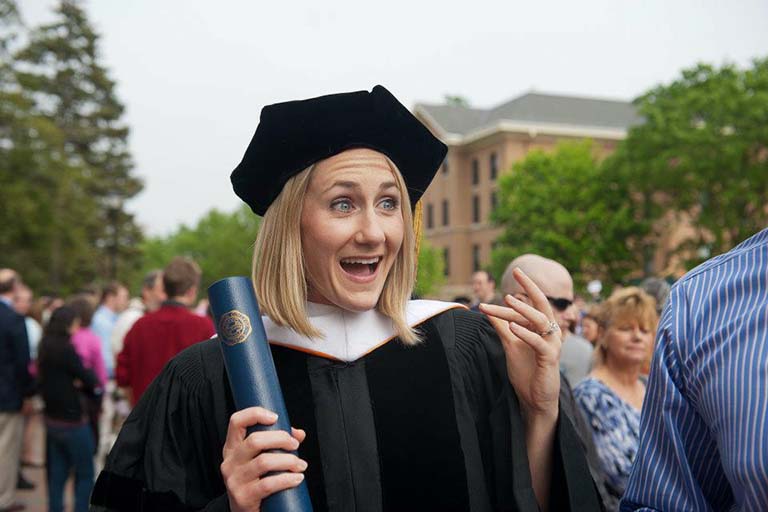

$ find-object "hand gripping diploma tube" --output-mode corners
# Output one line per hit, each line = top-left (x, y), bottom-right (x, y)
(208, 276), (313, 512)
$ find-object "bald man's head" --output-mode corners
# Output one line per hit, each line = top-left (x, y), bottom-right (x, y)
(501, 254), (573, 297)
(500, 254), (576, 337)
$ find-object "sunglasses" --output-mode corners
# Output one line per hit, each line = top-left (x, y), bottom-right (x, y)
(547, 296), (573, 312)
(515, 293), (573, 312)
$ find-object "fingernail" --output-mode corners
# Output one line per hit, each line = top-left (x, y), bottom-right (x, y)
(294, 473), (305, 482)
(299, 459), (308, 470)
(267, 411), (278, 420)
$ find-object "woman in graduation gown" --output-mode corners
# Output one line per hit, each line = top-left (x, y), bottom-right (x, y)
(90, 86), (601, 512)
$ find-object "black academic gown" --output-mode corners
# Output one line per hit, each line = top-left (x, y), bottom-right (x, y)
(90, 308), (601, 511)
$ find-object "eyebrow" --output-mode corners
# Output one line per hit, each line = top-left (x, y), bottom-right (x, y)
(323, 180), (399, 194)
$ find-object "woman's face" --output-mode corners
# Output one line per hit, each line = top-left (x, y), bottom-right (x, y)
(581, 316), (599, 344)
(300, 148), (405, 312)
(602, 318), (653, 366)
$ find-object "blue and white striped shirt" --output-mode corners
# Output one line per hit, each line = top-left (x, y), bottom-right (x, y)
(622, 228), (768, 511)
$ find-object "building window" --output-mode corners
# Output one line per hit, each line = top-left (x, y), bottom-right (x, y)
(490, 191), (497, 211)
(443, 247), (450, 277)
(426, 203), (434, 229)
(472, 195), (480, 223)
(471, 158), (479, 185)
(472, 244), (481, 272)
(442, 157), (449, 175)
(490, 152), (498, 180)
(442, 199), (449, 227)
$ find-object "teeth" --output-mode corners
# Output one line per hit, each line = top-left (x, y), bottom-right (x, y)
(341, 257), (380, 265)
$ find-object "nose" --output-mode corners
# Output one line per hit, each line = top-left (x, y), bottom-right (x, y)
(354, 209), (386, 246)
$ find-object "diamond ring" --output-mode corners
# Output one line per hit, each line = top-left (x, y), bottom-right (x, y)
(539, 321), (560, 337)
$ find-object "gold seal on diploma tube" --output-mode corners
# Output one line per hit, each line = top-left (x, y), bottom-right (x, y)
(219, 310), (252, 346)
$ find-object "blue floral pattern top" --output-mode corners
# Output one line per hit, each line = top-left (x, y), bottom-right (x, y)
(574, 377), (643, 507)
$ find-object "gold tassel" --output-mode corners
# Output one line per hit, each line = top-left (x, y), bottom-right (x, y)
(413, 200), (424, 277)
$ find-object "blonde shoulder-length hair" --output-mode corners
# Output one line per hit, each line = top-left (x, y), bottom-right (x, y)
(593, 286), (659, 367)
(252, 156), (420, 344)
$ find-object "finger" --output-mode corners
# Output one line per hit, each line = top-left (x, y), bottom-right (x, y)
(478, 302), (531, 326)
(224, 407), (278, 451)
(291, 428), (307, 444)
(512, 268), (555, 319)
(485, 312), (525, 348)
(231, 472), (305, 508)
(254, 472), (305, 500)
(242, 430), (301, 459)
(250, 452), (308, 479)
(502, 295), (551, 333)
(509, 321), (555, 356)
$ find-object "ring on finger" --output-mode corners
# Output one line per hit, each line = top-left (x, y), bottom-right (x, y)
(539, 320), (560, 337)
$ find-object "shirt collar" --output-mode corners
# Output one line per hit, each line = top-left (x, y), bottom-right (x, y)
(263, 300), (464, 362)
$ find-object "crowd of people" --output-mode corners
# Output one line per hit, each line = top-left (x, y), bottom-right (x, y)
(0, 257), (215, 512)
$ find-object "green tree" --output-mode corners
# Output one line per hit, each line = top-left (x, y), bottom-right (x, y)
(0, 0), (101, 295)
(414, 238), (445, 297)
(14, 0), (143, 285)
(137, 206), (261, 294)
(608, 59), (768, 265)
(490, 140), (650, 288)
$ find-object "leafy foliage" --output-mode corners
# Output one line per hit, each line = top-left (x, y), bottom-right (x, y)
(414, 238), (445, 297)
(11, 0), (143, 288)
(607, 59), (768, 264)
(490, 140), (650, 288)
(137, 206), (261, 294)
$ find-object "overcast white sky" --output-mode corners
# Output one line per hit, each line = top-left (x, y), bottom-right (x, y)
(21, 0), (768, 236)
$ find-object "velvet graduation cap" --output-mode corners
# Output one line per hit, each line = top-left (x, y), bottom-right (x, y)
(231, 85), (447, 216)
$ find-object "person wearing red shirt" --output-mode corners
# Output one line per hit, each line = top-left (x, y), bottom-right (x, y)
(116, 257), (214, 406)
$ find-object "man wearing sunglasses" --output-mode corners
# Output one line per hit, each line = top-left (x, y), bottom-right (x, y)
(499, 253), (610, 510)
(500, 254), (592, 381)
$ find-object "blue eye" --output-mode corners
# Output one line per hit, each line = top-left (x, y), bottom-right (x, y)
(380, 198), (398, 210)
(331, 199), (353, 212)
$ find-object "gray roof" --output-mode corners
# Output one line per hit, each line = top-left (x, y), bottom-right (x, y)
(416, 92), (642, 137)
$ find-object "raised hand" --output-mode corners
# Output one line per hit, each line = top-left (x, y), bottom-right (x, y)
(478, 267), (562, 419)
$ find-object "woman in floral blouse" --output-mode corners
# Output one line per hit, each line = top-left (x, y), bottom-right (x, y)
(574, 287), (658, 510)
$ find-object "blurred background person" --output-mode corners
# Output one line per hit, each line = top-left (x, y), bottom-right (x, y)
(116, 257), (214, 407)
(502, 254), (593, 385)
(0, 269), (33, 512)
(469, 270), (501, 310)
(640, 277), (671, 316)
(13, 285), (45, 479)
(90, 282), (128, 469)
(110, 271), (165, 359)
(91, 282), (129, 380)
(37, 306), (100, 512)
(13, 286), (41, 371)
(574, 287), (658, 510)
(451, 295), (471, 307)
(68, 296), (107, 450)
(581, 305), (601, 346)
(500, 254), (611, 509)
(108, 271), (165, 443)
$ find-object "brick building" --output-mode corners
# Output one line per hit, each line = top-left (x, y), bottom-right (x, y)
(414, 92), (642, 299)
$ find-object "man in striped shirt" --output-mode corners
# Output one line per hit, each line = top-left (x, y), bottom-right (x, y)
(622, 228), (768, 511)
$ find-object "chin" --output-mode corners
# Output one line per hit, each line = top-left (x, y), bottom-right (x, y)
(334, 293), (381, 312)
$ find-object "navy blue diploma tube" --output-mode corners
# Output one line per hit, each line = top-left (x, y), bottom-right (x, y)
(208, 276), (313, 512)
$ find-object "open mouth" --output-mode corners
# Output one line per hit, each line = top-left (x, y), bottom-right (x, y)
(340, 256), (381, 277)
